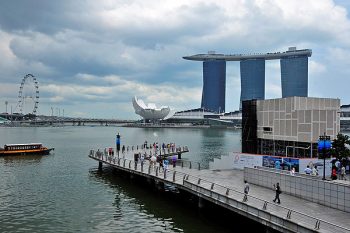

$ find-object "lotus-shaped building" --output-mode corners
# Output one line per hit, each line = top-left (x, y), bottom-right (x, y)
(132, 96), (175, 120)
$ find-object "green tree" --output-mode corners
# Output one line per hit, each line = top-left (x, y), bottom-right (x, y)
(330, 133), (350, 162)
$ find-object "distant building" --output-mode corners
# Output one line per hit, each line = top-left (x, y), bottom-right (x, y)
(240, 59), (265, 108)
(340, 104), (350, 130)
(132, 96), (175, 121)
(201, 60), (226, 113)
(0, 116), (10, 125)
(341, 104), (350, 117)
(183, 47), (312, 111)
(242, 97), (340, 157)
(281, 54), (308, 98)
(164, 108), (241, 127)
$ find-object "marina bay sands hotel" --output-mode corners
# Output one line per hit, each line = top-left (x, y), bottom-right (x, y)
(183, 47), (312, 112)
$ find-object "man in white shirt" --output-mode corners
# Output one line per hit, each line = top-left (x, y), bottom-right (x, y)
(304, 165), (312, 175)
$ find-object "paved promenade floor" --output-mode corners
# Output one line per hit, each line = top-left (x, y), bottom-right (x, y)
(113, 151), (350, 231)
(171, 166), (350, 229)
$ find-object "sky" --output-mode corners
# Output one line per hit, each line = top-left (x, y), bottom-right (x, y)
(0, 0), (350, 120)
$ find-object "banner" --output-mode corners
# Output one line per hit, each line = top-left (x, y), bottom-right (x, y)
(232, 152), (263, 169)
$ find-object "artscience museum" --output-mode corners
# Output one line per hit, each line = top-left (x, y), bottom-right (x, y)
(132, 96), (175, 121)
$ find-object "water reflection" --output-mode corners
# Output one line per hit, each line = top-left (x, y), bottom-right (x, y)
(88, 166), (261, 233)
(0, 154), (45, 166)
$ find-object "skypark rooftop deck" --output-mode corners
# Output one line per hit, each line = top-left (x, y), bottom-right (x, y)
(183, 48), (312, 61)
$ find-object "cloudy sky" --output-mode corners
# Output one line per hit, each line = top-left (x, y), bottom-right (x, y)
(0, 0), (350, 119)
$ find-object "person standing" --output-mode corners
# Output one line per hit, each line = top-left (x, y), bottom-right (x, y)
(243, 180), (250, 202)
(290, 167), (295, 176)
(304, 165), (312, 175)
(273, 182), (281, 204)
(341, 165), (347, 180)
(140, 152), (144, 166)
(122, 145), (126, 159)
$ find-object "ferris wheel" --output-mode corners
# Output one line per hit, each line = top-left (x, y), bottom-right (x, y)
(16, 74), (39, 115)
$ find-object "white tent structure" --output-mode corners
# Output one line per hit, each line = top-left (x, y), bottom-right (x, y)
(132, 96), (175, 120)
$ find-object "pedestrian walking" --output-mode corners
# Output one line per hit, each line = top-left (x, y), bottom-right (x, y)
(273, 182), (281, 204)
(243, 180), (249, 202)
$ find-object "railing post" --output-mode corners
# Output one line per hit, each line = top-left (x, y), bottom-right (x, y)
(164, 170), (167, 179)
(211, 183), (214, 190)
(148, 165), (151, 174)
(189, 161), (192, 169)
(141, 162), (143, 172)
(173, 171), (176, 182)
(198, 163), (200, 170)
(197, 178), (201, 185)
(123, 160), (126, 167)
(156, 167), (158, 176)
(226, 188), (229, 195)
(129, 161), (131, 169)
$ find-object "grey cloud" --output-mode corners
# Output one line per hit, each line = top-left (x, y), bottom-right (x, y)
(1, 0), (350, 118)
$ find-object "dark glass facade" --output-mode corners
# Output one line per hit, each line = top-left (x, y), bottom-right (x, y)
(280, 56), (308, 98)
(201, 60), (226, 113)
(240, 59), (265, 108)
(242, 100), (258, 154)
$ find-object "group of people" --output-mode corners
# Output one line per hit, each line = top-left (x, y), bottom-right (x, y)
(304, 163), (348, 180)
(303, 165), (319, 176)
(119, 141), (181, 158)
(331, 163), (347, 180)
(132, 149), (178, 173)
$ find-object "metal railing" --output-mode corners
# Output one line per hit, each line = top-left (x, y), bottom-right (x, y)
(88, 151), (350, 233)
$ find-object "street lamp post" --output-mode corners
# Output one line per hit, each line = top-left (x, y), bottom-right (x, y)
(318, 133), (331, 180)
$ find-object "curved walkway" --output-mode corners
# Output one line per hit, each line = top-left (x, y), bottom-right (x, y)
(173, 166), (350, 230)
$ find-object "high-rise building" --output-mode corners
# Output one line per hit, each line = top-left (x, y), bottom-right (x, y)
(183, 47), (312, 111)
(281, 55), (308, 98)
(201, 60), (226, 113)
(240, 59), (265, 108)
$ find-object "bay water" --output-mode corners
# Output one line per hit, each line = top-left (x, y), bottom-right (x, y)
(0, 126), (265, 233)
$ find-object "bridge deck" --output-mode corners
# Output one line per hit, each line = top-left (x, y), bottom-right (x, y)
(89, 152), (350, 233)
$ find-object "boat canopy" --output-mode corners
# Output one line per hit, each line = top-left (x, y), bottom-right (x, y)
(4, 143), (42, 147)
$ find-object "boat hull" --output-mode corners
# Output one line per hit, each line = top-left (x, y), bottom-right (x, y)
(0, 148), (54, 156)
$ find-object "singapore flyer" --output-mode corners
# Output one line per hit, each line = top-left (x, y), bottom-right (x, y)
(16, 74), (39, 115)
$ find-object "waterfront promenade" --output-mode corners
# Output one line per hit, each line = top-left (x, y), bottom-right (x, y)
(89, 150), (350, 233)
